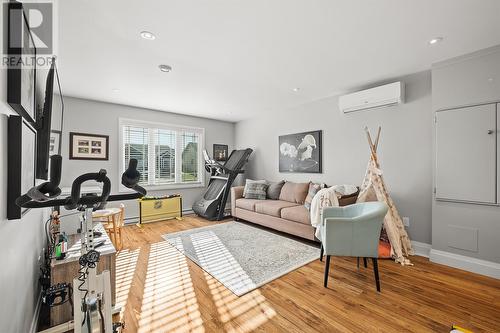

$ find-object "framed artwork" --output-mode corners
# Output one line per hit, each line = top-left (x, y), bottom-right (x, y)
(7, 1), (37, 124)
(49, 130), (61, 156)
(213, 144), (229, 162)
(7, 116), (37, 219)
(279, 130), (322, 173)
(69, 132), (109, 160)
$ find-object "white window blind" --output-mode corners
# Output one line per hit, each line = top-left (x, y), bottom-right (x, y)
(123, 126), (149, 184)
(121, 120), (204, 188)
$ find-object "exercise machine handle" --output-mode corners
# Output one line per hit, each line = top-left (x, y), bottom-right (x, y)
(121, 159), (146, 196)
(16, 158), (147, 209)
(16, 155), (63, 207)
(64, 169), (111, 210)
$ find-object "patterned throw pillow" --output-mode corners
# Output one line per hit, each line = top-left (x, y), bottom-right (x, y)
(243, 179), (267, 197)
(304, 182), (325, 210)
(244, 183), (268, 200)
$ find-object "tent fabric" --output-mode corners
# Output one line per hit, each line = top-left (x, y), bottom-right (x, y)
(357, 127), (414, 265)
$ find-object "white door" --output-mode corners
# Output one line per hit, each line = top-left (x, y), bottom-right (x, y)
(436, 103), (497, 203)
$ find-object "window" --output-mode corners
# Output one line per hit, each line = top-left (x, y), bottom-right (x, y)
(120, 119), (204, 189)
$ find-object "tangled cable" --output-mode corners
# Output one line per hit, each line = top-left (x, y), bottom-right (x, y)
(77, 250), (100, 326)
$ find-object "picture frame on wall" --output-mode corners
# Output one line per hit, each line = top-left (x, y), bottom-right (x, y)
(7, 1), (37, 124)
(69, 132), (109, 160)
(213, 144), (229, 162)
(279, 130), (322, 173)
(7, 116), (37, 220)
(49, 130), (61, 156)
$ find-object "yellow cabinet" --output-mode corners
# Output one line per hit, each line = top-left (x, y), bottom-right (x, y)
(139, 196), (182, 224)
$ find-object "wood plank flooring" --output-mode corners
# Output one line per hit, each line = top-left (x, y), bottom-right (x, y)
(114, 215), (500, 333)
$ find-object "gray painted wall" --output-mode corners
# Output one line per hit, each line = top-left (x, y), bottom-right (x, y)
(235, 71), (433, 244)
(0, 4), (50, 332)
(60, 97), (235, 220)
(431, 46), (500, 263)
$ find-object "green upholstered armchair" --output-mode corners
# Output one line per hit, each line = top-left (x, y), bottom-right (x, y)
(319, 202), (388, 291)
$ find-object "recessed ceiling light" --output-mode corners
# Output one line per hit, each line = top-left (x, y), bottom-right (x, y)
(292, 87), (300, 92)
(159, 64), (172, 73)
(428, 37), (443, 45)
(112, 88), (120, 93)
(140, 31), (156, 40)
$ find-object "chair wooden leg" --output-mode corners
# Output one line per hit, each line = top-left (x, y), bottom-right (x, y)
(363, 257), (368, 268)
(324, 255), (331, 288)
(118, 228), (123, 250)
(111, 214), (119, 249)
(372, 258), (381, 292)
(320, 244), (324, 262)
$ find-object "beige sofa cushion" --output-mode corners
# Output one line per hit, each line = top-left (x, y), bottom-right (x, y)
(281, 205), (311, 225)
(254, 200), (299, 217)
(279, 181), (311, 204)
(235, 198), (262, 211)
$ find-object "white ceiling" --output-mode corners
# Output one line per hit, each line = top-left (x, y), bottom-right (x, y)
(58, 0), (500, 122)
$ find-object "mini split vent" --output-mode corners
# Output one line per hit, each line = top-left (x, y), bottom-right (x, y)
(339, 81), (405, 113)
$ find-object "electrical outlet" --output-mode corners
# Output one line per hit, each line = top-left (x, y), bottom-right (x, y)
(402, 217), (410, 228)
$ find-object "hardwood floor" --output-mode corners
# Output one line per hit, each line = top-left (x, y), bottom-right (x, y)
(114, 215), (500, 333)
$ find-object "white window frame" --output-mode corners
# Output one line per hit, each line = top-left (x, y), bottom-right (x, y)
(118, 118), (205, 191)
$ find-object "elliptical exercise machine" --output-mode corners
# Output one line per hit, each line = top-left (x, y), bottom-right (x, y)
(17, 155), (146, 333)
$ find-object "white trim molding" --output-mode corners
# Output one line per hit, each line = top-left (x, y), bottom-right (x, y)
(411, 241), (431, 258)
(430, 249), (500, 279)
(410, 241), (500, 279)
(30, 291), (42, 333)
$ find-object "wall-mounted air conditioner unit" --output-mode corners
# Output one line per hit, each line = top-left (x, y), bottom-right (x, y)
(339, 81), (405, 113)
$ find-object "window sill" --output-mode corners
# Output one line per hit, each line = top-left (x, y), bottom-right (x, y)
(119, 182), (205, 193)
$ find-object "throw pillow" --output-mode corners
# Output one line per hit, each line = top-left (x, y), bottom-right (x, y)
(279, 181), (311, 204)
(243, 179), (267, 197)
(266, 180), (285, 200)
(244, 183), (268, 200)
(304, 182), (325, 210)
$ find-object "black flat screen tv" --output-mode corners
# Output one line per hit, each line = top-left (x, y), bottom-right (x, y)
(35, 58), (61, 179)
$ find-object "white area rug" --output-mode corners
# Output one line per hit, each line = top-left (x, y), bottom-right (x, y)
(162, 222), (320, 296)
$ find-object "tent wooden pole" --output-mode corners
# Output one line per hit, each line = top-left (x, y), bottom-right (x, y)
(374, 126), (381, 152)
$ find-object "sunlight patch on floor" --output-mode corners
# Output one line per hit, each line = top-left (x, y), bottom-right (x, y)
(137, 241), (204, 333)
(189, 230), (256, 294)
(115, 248), (139, 317)
(190, 231), (276, 333)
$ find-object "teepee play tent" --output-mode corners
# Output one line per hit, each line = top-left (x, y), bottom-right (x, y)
(357, 126), (414, 265)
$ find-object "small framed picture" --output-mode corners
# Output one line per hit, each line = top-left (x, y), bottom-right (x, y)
(213, 144), (228, 162)
(49, 130), (61, 156)
(70, 132), (109, 160)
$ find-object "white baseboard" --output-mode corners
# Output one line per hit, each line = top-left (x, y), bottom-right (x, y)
(30, 291), (42, 333)
(410, 241), (500, 279)
(429, 249), (500, 279)
(411, 241), (431, 258)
